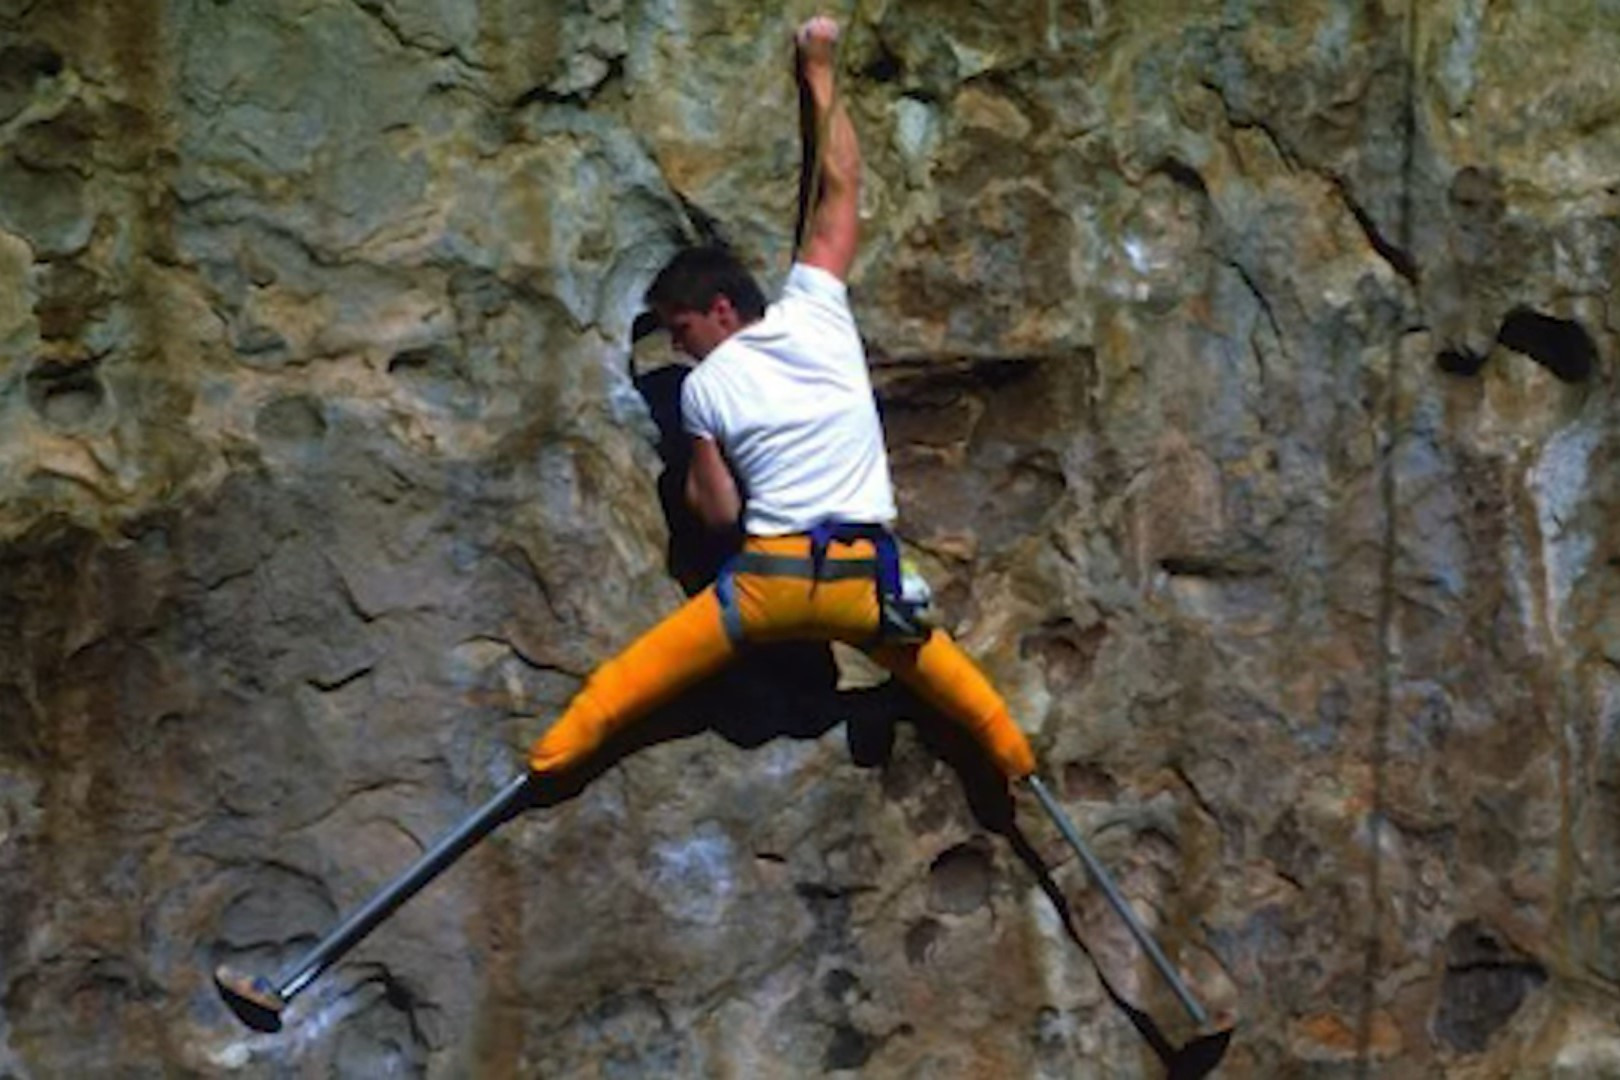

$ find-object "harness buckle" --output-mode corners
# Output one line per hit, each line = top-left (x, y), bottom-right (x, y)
(811, 520), (935, 646)
(882, 558), (936, 645)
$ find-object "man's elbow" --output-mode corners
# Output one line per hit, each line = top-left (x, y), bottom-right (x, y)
(815, 149), (860, 213)
(682, 475), (706, 523)
(698, 503), (741, 533)
(826, 142), (862, 192)
(685, 479), (739, 533)
(690, 496), (729, 533)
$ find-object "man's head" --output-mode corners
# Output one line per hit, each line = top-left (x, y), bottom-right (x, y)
(644, 246), (766, 359)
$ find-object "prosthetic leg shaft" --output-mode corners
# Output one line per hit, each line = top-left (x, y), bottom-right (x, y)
(1027, 775), (1209, 1026)
(215, 774), (533, 1032)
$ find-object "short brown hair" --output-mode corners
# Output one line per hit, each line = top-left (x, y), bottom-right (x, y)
(644, 246), (766, 322)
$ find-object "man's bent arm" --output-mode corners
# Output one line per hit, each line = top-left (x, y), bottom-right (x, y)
(685, 436), (743, 531)
(796, 17), (860, 282)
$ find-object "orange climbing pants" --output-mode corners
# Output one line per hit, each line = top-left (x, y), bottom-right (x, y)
(527, 534), (1036, 779)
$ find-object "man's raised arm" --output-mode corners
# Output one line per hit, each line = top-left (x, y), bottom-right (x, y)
(795, 16), (860, 282)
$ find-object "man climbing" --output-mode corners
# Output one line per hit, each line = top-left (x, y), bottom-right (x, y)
(527, 14), (1036, 785)
(218, 22), (1224, 1061)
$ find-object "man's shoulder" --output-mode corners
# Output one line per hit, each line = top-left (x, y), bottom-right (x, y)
(699, 333), (759, 373)
(683, 339), (756, 405)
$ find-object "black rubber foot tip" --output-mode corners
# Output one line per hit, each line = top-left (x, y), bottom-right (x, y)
(214, 965), (286, 1033)
(1167, 1027), (1234, 1080)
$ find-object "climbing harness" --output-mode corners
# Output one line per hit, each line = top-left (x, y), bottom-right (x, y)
(714, 521), (935, 647)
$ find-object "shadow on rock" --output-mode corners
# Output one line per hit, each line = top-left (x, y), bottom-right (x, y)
(632, 361), (741, 594)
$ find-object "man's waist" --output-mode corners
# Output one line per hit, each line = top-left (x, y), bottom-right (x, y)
(742, 496), (896, 538)
(742, 529), (887, 561)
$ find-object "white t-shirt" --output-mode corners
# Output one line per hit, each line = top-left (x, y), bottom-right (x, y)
(681, 263), (897, 536)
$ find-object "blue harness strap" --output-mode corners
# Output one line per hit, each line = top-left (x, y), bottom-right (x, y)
(808, 520), (901, 600)
(715, 558), (746, 646)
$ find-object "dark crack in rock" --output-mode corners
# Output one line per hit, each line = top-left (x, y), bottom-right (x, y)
(1432, 922), (1548, 1055)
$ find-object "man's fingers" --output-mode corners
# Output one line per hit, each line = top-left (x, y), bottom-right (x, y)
(795, 14), (840, 50)
(796, 15), (838, 41)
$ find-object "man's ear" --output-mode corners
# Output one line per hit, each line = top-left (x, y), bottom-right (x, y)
(709, 294), (740, 330)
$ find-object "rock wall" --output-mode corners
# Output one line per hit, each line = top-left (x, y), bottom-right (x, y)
(2, 0), (1618, 1075)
